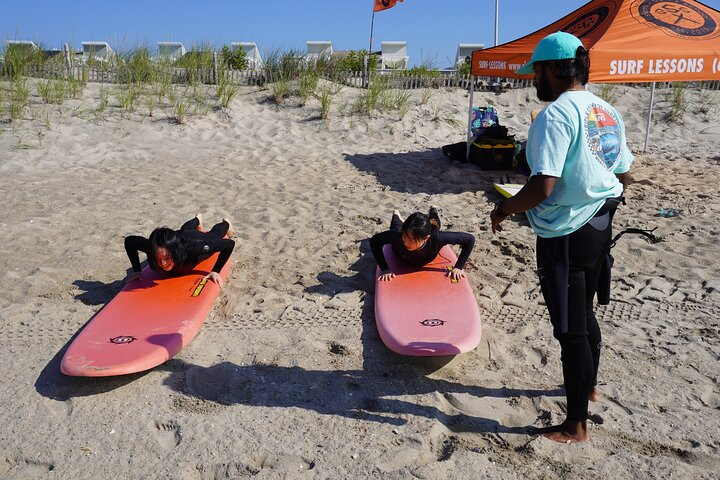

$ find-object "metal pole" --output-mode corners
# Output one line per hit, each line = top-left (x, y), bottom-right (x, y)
(644, 82), (656, 152)
(466, 75), (476, 161)
(494, 0), (499, 46)
(366, 10), (376, 88)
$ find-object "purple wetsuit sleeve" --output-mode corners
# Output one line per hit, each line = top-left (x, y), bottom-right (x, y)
(436, 231), (475, 270)
(370, 231), (395, 272)
(124, 235), (151, 272)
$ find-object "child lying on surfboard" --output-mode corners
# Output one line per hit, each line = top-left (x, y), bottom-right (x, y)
(124, 214), (235, 288)
(370, 206), (475, 282)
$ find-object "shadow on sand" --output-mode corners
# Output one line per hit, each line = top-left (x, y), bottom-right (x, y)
(342, 148), (526, 195)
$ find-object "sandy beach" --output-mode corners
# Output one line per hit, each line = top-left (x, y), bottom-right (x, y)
(0, 80), (719, 479)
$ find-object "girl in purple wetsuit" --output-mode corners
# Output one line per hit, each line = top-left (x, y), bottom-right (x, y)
(124, 214), (235, 288)
(370, 206), (475, 282)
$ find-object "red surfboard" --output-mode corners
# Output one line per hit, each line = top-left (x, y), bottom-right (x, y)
(374, 245), (482, 356)
(61, 252), (230, 377)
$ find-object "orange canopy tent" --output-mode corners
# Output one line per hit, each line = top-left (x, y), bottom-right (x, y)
(466, 0), (720, 152)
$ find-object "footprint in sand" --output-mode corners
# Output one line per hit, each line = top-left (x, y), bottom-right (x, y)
(153, 420), (182, 449)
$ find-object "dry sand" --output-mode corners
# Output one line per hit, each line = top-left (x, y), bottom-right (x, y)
(0, 80), (719, 479)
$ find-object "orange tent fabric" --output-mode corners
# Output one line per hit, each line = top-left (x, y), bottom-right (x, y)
(471, 0), (720, 83)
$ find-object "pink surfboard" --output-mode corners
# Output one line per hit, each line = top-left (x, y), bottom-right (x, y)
(61, 252), (230, 377)
(374, 245), (482, 356)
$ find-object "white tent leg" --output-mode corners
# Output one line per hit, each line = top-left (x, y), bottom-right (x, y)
(644, 81), (656, 153)
(466, 75), (475, 161)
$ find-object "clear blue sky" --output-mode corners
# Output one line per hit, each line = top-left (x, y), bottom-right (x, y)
(3, 0), (719, 68)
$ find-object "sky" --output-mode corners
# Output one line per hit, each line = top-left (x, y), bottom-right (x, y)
(2, 0), (720, 68)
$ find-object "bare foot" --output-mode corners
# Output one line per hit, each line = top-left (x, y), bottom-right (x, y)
(537, 420), (589, 444)
(589, 387), (601, 402)
(223, 217), (235, 238)
(195, 213), (204, 231)
(393, 209), (403, 222)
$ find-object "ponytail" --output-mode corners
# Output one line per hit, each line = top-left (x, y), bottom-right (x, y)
(554, 45), (591, 86)
(402, 212), (436, 241)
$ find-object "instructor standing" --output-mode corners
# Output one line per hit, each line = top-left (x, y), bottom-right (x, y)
(490, 32), (633, 443)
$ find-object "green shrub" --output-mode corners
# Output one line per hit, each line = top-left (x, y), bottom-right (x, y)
(221, 45), (247, 70)
(118, 47), (154, 84)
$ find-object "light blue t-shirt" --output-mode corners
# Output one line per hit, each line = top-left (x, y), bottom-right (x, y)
(526, 90), (633, 238)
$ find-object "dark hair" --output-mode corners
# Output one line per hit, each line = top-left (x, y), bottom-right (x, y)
(402, 212), (440, 241)
(148, 227), (190, 271)
(551, 46), (590, 86)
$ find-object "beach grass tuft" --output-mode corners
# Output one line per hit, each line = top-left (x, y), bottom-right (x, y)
(667, 82), (688, 123)
(598, 84), (621, 104)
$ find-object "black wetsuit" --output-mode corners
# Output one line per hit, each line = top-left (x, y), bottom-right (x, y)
(124, 217), (235, 274)
(370, 209), (475, 272)
(536, 197), (620, 422)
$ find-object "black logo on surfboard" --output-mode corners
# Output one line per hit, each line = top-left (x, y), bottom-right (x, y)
(420, 319), (445, 327)
(110, 336), (137, 344)
(633, 0), (720, 39)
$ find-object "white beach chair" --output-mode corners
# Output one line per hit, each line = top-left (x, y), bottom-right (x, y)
(156, 42), (187, 61)
(231, 42), (263, 70)
(81, 41), (115, 63)
(306, 41), (333, 64)
(381, 41), (408, 70)
(456, 43), (484, 68)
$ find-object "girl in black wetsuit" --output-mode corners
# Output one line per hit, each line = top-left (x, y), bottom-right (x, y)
(124, 214), (235, 288)
(370, 207), (475, 282)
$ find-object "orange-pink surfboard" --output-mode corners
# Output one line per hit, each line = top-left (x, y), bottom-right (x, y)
(375, 245), (482, 356)
(61, 253), (230, 377)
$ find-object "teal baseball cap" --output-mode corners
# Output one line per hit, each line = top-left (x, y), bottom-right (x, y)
(516, 32), (583, 74)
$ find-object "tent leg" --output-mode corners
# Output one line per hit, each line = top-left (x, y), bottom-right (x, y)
(466, 75), (475, 161)
(643, 82), (656, 153)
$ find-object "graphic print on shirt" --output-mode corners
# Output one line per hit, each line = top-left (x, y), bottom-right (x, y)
(584, 104), (621, 170)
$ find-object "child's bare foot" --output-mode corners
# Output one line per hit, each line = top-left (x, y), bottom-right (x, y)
(393, 209), (403, 222)
(223, 218), (235, 238)
(195, 213), (204, 231)
(589, 387), (601, 402)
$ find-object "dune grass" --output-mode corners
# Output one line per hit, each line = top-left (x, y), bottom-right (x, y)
(217, 72), (240, 108)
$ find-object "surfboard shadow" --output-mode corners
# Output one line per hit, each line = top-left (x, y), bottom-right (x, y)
(162, 359), (559, 434)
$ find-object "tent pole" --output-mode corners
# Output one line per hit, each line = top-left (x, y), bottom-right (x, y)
(644, 82), (656, 153)
(494, 0), (499, 46)
(466, 75), (476, 160)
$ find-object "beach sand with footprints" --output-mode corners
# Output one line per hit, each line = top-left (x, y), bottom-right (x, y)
(1, 81), (719, 478)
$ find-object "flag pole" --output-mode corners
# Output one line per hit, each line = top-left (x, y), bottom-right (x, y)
(369, 10), (376, 54)
(366, 8), (376, 88)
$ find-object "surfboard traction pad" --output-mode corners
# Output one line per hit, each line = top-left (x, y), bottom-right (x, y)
(4, 300), (717, 344)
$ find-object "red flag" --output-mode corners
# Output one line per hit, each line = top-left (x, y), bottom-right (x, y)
(374, 0), (403, 13)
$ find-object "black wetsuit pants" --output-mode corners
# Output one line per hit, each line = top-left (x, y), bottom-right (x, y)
(180, 217), (229, 239)
(536, 203), (614, 422)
